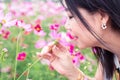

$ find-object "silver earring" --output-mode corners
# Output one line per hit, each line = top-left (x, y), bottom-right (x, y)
(102, 23), (107, 29)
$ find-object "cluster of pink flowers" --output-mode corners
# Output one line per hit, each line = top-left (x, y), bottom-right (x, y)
(0, 0), (85, 67)
(48, 23), (85, 66)
(0, 10), (16, 39)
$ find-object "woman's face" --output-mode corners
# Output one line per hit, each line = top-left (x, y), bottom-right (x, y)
(64, 3), (107, 49)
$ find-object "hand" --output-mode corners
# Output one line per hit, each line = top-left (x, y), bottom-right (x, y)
(39, 42), (80, 80)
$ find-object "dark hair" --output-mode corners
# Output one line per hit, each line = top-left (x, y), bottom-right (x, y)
(61, 0), (120, 79)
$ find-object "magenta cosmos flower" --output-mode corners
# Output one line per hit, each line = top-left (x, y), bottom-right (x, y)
(17, 52), (27, 61)
(1, 29), (11, 39)
(34, 24), (42, 32)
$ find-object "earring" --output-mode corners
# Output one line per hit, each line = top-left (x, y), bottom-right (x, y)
(102, 23), (107, 29)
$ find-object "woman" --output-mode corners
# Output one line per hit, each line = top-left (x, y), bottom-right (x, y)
(40, 0), (120, 80)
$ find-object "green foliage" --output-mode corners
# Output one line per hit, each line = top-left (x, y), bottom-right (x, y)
(0, 26), (97, 80)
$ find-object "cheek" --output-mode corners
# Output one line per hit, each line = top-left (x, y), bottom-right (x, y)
(71, 21), (98, 49)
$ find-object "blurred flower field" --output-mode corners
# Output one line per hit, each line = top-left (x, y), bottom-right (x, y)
(0, 0), (97, 80)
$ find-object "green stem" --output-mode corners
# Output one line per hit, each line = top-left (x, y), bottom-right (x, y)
(26, 68), (30, 80)
(17, 59), (40, 80)
(0, 62), (3, 80)
(13, 32), (21, 80)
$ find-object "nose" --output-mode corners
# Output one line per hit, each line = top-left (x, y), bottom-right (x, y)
(65, 21), (72, 31)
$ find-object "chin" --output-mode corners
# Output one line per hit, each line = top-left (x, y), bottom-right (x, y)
(71, 40), (89, 49)
(77, 44), (88, 50)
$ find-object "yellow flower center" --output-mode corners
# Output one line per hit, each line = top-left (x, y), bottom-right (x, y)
(2, 19), (6, 24)
(36, 27), (40, 31)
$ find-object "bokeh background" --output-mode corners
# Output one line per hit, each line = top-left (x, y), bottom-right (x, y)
(0, 0), (97, 80)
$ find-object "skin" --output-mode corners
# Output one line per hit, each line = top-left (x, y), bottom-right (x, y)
(40, 1), (120, 80)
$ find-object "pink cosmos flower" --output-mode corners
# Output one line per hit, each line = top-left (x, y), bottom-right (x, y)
(0, 10), (17, 28)
(0, 3), (6, 10)
(49, 30), (85, 66)
(34, 30), (46, 37)
(66, 32), (75, 40)
(72, 52), (85, 67)
(49, 30), (72, 46)
(72, 56), (80, 67)
(75, 52), (85, 61)
(17, 52), (27, 61)
(49, 23), (60, 31)
(35, 40), (47, 49)
(9, 1), (34, 17)
(40, 1), (64, 17)
(47, 1), (64, 15)
(16, 20), (33, 32)
(69, 44), (75, 54)
(49, 30), (61, 41)
(19, 2), (34, 16)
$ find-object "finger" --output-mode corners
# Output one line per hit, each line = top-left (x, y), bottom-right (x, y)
(40, 53), (55, 65)
(40, 42), (56, 56)
(40, 52), (57, 63)
(52, 45), (72, 60)
(49, 55), (56, 63)
(56, 43), (69, 56)
(52, 45), (64, 58)
(38, 53), (52, 60)
(56, 43), (67, 52)
(42, 54), (51, 60)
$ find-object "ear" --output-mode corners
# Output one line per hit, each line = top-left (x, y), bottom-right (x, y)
(99, 10), (109, 24)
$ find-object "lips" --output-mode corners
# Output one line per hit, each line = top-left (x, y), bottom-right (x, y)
(66, 32), (78, 41)
(74, 36), (78, 40)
